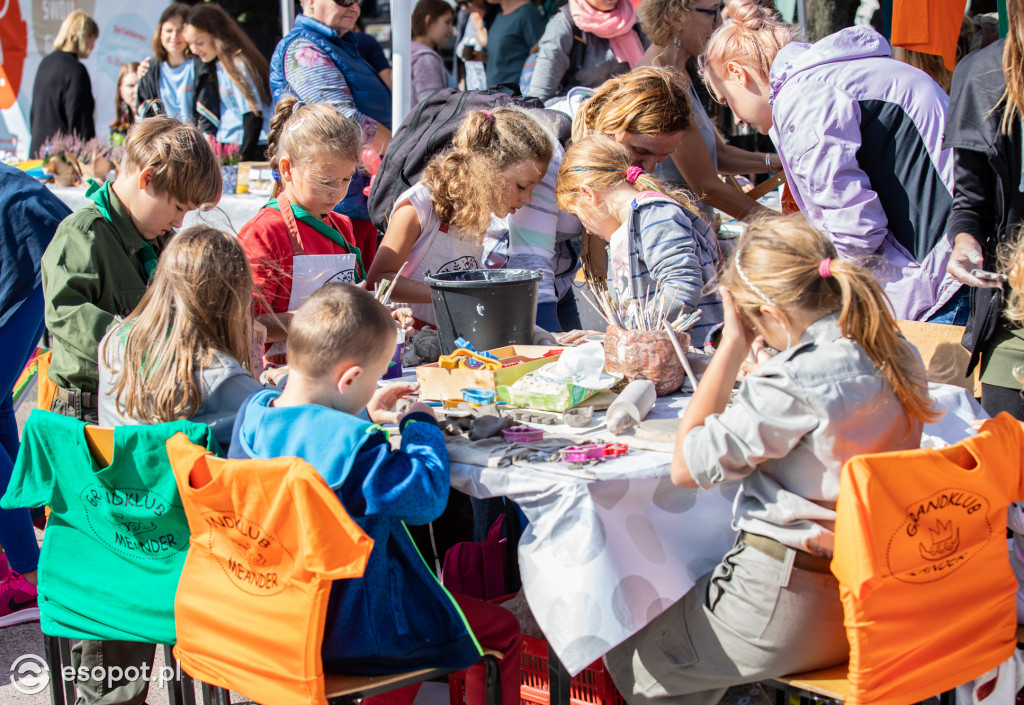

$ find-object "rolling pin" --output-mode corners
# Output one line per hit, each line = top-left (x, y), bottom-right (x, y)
(606, 380), (657, 435)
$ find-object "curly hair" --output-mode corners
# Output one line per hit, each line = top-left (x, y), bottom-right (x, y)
(638, 0), (694, 47)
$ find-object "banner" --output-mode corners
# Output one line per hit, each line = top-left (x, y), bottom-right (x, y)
(0, 1), (164, 158)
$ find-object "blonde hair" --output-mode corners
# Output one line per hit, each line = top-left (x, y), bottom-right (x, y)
(556, 134), (697, 215)
(267, 97), (364, 199)
(701, 0), (793, 82)
(571, 66), (691, 143)
(421, 108), (554, 238)
(287, 283), (396, 377)
(638, 0), (695, 47)
(53, 11), (99, 58)
(121, 116), (222, 207)
(103, 226), (254, 424)
(892, 47), (952, 94)
(725, 215), (938, 424)
(1002, 0), (1024, 134)
(1001, 227), (1024, 327)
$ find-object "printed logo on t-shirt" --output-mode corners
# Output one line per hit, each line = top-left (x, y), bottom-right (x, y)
(80, 485), (188, 560)
(324, 269), (356, 285)
(887, 487), (992, 583)
(202, 510), (294, 596)
(427, 256), (479, 278)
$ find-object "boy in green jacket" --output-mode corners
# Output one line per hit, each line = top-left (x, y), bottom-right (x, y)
(41, 116), (221, 424)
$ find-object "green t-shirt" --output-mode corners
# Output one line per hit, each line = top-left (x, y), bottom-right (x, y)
(0, 410), (220, 642)
(980, 325), (1024, 390)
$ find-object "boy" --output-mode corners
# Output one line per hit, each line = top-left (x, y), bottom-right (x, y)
(230, 283), (521, 705)
(39, 116), (220, 705)
(41, 116), (221, 425)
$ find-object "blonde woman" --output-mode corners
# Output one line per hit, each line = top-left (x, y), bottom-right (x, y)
(29, 10), (99, 158)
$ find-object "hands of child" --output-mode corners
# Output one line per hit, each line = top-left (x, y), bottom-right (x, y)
(366, 382), (419, 424)
(739, 336), (772, 377)
(554, 330), (603, 346)
(137, 57), (151, 79)
(261, 365), (289, 386)
(397, 402), (437, 426)
(720, 289), (757, 348)
(390, 307), (415, 333)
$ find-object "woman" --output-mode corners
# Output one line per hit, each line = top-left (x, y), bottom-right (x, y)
(945, 0), (1024, 417)
(411, 0), (456, 105)
(136, 3), (220, 137)
(29, 11), (98, 159)
(270, 0), (393, 268)
(526, 0), (647, 103)
(702, 0), (963, 323)
(639, 0), (779, 223)
(184, 3), (273, 162)
(456, 0), (495, 91)
(109, 63), (140, 139)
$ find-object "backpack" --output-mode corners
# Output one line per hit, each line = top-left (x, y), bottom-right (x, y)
(367, 85), (573, 233)
(441, 515), (509, 600)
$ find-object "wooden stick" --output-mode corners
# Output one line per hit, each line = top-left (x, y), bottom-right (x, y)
(662, 320), (699, 392)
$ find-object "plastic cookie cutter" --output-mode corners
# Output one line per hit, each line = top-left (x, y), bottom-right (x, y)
(454, 338), (500, 361)
(438, 349), (503, 370)
(557, 443), (629, 463)
(461, 387), (497, 405)
(501, 426), (545, 443)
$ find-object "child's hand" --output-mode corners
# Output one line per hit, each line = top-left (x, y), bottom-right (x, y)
(720, 288), (756, 347)
(398, 402), (437, 425)
(390, 307), (415, 333)
(739, 336), (772, 377)
(367, 382), (419, 424)
(261, 365), (290, 386)
(554, 330), (603, 346)
(252, 320), (268, 349)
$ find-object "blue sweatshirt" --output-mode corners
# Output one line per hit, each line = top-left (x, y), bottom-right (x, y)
(229, 389), (481, 674)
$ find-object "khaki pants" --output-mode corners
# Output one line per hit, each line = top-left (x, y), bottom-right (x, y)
(605, 541), (848, 705)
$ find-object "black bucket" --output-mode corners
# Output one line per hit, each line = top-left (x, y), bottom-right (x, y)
(425, 269), (542, 356)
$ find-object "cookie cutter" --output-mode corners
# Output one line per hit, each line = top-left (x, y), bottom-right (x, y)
(501, 426), (545, 443)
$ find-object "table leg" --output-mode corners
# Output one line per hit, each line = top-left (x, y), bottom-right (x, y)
(548, 643), (572, 705)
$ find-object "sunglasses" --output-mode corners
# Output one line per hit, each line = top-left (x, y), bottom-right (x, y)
(332, 0), (361, 6)
(693, 4), (723, 22)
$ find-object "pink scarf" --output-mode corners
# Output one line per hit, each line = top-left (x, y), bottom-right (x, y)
(569, 0), (644, 69)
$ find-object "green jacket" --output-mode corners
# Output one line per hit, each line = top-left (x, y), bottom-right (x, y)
(41, 182), (168, 392)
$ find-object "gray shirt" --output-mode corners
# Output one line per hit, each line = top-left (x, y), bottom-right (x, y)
(683, 313), (925, 557)
(98, 328), (264, 450)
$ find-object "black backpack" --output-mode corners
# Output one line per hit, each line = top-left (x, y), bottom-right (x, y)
(367, 85), (572, 234)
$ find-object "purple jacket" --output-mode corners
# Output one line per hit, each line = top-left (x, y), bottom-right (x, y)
(769, 27), (959, 321)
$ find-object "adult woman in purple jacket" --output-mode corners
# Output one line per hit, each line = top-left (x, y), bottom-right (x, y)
(701, 0), (965, 324)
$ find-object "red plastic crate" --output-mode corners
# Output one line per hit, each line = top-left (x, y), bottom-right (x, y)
(448, 635), (627, 705)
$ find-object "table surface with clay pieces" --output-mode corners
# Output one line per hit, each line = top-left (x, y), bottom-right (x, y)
(399, 375), (987, 677)
(47, 184), (268, 236)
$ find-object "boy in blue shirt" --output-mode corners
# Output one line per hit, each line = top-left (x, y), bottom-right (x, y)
(230, 283), (521, 705)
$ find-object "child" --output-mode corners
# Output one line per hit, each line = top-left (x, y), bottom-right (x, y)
(183, 3), (272, 162)
(411, 0), (456, 104)
(238, 98), (369, 358)
(42, 116), (221, 426)
(605, 216), (938, 704)
(367, 107), (554, 327)
(100, 225), (266, 450)
(136, 3), (219, 136)
(109, 62), (139, 139)
(230, 283), (521, 705)
(40, 116), (220, 705)
(556, 133), (723, 344)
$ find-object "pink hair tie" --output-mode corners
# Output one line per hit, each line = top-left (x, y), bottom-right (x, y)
(626, 166), (644, 185)
(819, 258), (832, 278)
(480, 109), (494, 123)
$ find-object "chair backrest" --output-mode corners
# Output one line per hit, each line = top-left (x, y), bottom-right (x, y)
(84, 425), (114, 466)
(831, 412), (1024, 704)
(167, 434), (373, 705)
(897, 320), (976, 394)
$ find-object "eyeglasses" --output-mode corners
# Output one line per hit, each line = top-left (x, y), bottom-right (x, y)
(332, 0), (361, 6)
(693, 4), (722, 22)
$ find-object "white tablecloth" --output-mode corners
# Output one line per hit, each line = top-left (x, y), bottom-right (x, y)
(47, 185), (268, 235)
(446, 383), (986, 676)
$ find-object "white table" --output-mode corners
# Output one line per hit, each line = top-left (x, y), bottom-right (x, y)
(47, 185), (268, 236)
(443, 383), (985, 677)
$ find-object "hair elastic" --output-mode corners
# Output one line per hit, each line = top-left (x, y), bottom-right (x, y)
(818, 258), (832, 278)
(480, 109), (494, 123)
(271, 170), (281, 182)
(288, 117), (306, 132)
(293, 99), (306, 110)
(625, 166), (644, 185)
(734, 251), (774, 306)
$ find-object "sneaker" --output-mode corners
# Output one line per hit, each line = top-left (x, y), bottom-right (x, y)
(0, 571), (39, 628)
(0, 553), (9, 580)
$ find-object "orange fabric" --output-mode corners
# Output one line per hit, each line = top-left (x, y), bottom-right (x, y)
(36, 350), (57, 410)
(166, 434), (374, 705)
(831, 413), (1024, 705)
(891, 0), (969, 71)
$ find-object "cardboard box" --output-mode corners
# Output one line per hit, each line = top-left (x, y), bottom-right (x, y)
(416, 345), (562, 401)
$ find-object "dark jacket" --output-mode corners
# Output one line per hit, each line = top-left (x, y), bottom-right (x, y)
(136, 56), (220, 136)
(29, 50), (95, 159)
(944, 39), (1024, 372)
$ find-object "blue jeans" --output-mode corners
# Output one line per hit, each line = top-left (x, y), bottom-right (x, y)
(926, 286), (970, 326)
(0, 286), (45, 574)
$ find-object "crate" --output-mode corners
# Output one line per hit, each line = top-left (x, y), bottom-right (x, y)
(448, 635), (626, 705)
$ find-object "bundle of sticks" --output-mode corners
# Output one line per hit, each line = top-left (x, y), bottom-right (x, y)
(581, 268), (701, 333)
(372, 263), (406, 305)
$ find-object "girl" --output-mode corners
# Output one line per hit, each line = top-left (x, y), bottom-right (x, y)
(136, 3), (219, 137)
(237, 98), (369, 358)
(184, 3), (273, 162)
(367, 107), (554, 328)
(701, 0), (962, 323)
(411, 0), (456, 105)
(605, 216), (937, 704)
(109, 62), (139, 139)
(555, 134), (723, 344)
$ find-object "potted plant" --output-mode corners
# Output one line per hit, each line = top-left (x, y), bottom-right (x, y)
(207, 136), (240, 196)
(79, 137), (119, 182)
(40, 133), (85, 187)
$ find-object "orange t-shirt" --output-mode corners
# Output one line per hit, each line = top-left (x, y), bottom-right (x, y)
(832, 413), (1024, 705)
(166, 434), (374, 705)
(891, 0), (969, 71)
